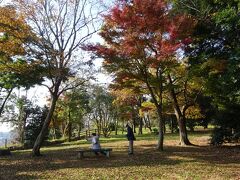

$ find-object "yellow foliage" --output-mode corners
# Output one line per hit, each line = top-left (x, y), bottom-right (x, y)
(185, 105), (205, 119)
(0, 6), (33, 57)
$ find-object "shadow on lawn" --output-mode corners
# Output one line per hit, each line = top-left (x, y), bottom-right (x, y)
(0, 144), (239, 179)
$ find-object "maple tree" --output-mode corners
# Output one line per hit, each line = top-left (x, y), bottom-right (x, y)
(88, 0), (194, 150)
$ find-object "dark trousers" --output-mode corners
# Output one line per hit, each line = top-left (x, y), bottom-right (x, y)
(93, 149), (106, 156)
(128, 140), (133, 154)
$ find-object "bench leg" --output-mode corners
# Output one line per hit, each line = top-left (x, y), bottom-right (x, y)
(106, 151), (110, 158)
(78, 152), (84, 159)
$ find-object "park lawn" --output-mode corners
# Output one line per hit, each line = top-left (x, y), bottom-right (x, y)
(0, 132), (239, 180)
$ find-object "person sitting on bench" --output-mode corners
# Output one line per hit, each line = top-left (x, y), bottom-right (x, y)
(87, 133), (106, 156)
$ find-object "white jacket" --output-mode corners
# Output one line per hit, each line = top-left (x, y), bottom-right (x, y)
(91, 136), (101, 150)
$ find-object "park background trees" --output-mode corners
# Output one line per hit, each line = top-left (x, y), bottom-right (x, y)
(13, 0), (104, 156)
(172, 0), (240, 144)
(0, 0), (239, 155)
(87, 0), (196, 149)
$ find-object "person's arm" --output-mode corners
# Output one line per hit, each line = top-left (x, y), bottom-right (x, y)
(86, 137), (92, 141)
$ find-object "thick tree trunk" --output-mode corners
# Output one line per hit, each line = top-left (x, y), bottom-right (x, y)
(168, 74), (192, 146)
(32, 94), (58, 156)
(178, 115), (192, 145)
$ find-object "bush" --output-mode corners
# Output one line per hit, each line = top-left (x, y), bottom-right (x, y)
(211, 104), (240, 145)
(152, 128), (159, 135)
(211, 127), (240, 145)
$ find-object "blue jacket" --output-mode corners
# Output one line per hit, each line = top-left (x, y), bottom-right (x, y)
(126, 125), (136, 141)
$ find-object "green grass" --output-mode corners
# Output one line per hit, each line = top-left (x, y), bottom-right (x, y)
(0, 129), (239, 180)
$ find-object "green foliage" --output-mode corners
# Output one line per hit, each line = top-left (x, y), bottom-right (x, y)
(210, 128), (230, 145)
(152, 127), (159, 134)
(210, 103), (240, 145)
(0, 6), (44, 117)
(173, 0), (240, 145)
(24, 106), (49, 148)
(52, 87), (91, 139)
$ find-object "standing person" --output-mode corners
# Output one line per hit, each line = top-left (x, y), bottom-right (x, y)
(126, 123), (136, 155)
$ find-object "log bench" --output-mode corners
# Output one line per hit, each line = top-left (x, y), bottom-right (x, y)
(77, 148), (112, 159)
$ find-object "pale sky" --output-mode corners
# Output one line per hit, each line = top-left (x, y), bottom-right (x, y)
(0, 123), (12, 132)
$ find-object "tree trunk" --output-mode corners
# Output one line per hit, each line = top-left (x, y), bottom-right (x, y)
(32, 94), (58, 156)
(133, 118), (136, 133)
(52, 118), (57, 140)
(115, 119), (118, 135)
(77, 124), (81, 139)
(163, 119), (166, 134)
(132, 109), (136, 133)
(171, 117), (174, 134)
(156, 107), (164, 151)
(68, 122), (72, 142)
(0, 88), (13, 117)
(22, 112), (29, 146)
(168, 74), (192, 146)
(53, 127), (56, 140)
(68, 110), (72, 142)
(178, 115), (192, 145)
(122, 120), (125, 134)
(63, 121), (69, 139)
(138, 117), (143, 135)
(146, 114), (152, 132)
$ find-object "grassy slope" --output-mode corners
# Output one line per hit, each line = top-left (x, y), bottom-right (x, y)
(0, 130), (239, 180)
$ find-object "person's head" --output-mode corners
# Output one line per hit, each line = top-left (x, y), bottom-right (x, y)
(92, 133), (97, 136)
(126, 122), (132, 128)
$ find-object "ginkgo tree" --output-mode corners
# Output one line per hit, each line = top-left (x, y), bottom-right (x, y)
(88, 0), (194, 150)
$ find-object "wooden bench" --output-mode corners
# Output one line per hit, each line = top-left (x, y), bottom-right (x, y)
(0, 149), (11, 156)
(77, 148), (112, 159)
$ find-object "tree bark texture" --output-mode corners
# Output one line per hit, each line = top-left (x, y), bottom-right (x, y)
(32, 94), (58, 156)
(168, 74), (192, 145)
(156, 107), (164, 151)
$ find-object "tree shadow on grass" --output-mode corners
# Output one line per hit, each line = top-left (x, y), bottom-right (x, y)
(0, 143), (239, 179)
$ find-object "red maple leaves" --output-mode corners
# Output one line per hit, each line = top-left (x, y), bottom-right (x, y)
(86, 0), (195, 84)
